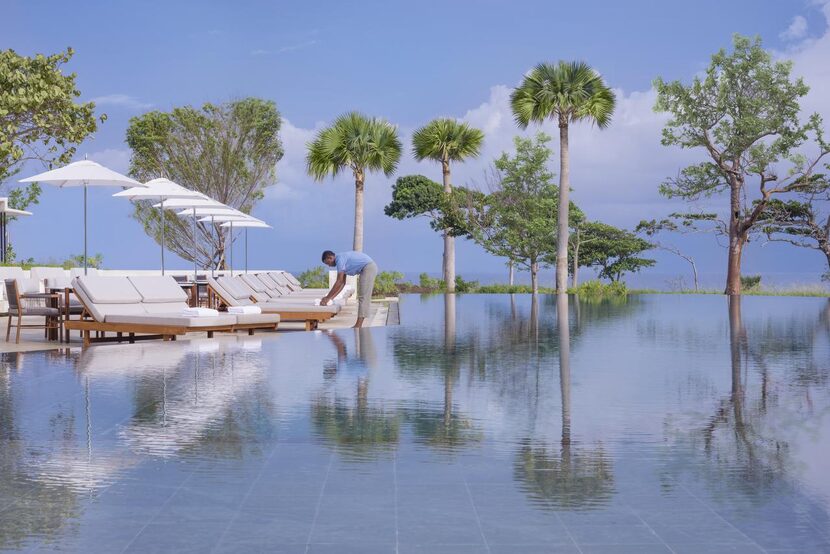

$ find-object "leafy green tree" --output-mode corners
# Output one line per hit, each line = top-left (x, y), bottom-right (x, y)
(307, 112), (402, 251)
(298, 266), (329, 288)
(412, 119), (484, 292)
(1, 48), (103, 261)
(576, 222), (655, 282)
(126, 98), (283, 269)
(759, 191), (830, 281)
(654, 35), (830, 294)
(469, 133), (580, 293)
(511, 61), (616, 293)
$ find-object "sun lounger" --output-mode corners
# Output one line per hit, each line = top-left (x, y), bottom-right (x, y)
(208, 276), (339, 330)
(67, 275), (279, 346)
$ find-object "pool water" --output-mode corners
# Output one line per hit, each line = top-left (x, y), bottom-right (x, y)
(1, 293), (829, 553)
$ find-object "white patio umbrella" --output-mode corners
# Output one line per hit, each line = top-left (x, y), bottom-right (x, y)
(19, 160), (143, 274)
(154, 197), (234, 280)
(221, 220), (271, 274)
(0, 198), (33, 264)
(178, 207), (252, 277)
(113, 178), (206, 275)
(196, 212), (261, 276)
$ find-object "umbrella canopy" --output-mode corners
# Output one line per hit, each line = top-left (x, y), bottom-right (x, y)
(187, 209), (256, 276)
(220, 220), (272, 273)
(0, 198), (33, 264)
(157, 197), (232, 280)
(175, 207), (240, 217)
(113, 179), (206, 274)
(19, 160), (143, 274)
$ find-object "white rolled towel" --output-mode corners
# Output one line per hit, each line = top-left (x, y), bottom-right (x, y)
(228, 305), (261, 315)
(181, 307), (219, 317)
(314, 298), (344, 307)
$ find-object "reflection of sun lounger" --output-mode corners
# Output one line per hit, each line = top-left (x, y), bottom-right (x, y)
(67, 275), (279, 346)
(208, 276), (339, 330)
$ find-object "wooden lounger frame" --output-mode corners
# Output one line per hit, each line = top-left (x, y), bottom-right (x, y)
(66, 296), (278, 347)
(207, 285), (335, 331)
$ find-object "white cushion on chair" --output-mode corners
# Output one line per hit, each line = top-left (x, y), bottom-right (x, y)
(76, 276), (142, 304)
(128, 276), (189, 303)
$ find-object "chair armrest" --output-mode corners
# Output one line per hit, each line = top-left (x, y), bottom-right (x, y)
(22, 293), (60, 299)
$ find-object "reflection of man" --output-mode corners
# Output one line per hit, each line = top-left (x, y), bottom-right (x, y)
(324, 329), (377, 378)
(321, 250), (378, 328)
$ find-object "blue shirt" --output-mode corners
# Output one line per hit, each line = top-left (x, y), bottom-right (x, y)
(335, 251), (373, 276)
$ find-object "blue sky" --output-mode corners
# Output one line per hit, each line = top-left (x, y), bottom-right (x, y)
(4, 0), (830, 286)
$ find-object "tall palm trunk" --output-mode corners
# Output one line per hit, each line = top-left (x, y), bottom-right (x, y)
(557, 293), (571, 446)
(442, 159), (456, 293)
(353, 169), (365, 251)
(556, 119), (570, 293)
(571, 227), (580, 288)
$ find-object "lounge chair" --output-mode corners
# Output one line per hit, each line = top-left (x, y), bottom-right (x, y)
(67, 275), (279, 346)
(207, 276), (339, 330)
(4, 279), (61, 343)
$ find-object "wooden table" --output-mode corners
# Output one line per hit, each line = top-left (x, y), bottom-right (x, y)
(178, 281), (208, 307)
(47, 287), (74, 343)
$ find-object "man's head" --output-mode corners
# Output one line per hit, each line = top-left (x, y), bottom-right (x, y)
(321, 250), (336, 267)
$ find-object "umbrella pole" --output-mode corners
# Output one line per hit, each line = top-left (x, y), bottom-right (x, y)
(160, 198), (165, 275)
(84, 182), (88, 275)
(230, 221), (233, 277)
(245, 227), (248, 274)
(1, 212), (6, 264)
(211, 215), (215, 279)
(192, 207), (197, 281)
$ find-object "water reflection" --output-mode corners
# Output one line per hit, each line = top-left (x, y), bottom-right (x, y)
(1, 294), (829, 550)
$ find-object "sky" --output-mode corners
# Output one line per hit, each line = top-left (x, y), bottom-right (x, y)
(4, 0), (830, 288)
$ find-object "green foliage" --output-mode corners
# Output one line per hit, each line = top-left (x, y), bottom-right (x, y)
(740, 275), (762, 291)
(374, 271), (404, 296)
(576, 222), (655, 282)
(510, 61), (616, 129)
(384, 175), (477, 237)
(468, 133), (581, 279)
(419, 272), (443, 291)
(454, 275), (480, 293)
(306, 112), (402, 181)
(573, 279), (628, 297)
(0, 48), (103, 186)
(411, 118), (484, 166)
(298, 266), (329, 288)
(65, 253), (104, 269)
(126, 98), (283, 268)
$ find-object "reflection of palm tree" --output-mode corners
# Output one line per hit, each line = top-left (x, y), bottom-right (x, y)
(314, 329), (400, 461)
(513, 294), (615, 510)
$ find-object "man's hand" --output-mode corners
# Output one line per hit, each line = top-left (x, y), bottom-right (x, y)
(320, 297), (330, 306)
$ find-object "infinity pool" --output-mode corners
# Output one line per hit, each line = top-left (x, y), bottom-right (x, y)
(1, 294), (829, 553)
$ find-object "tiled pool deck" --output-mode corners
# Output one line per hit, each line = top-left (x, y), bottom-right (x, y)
(1, 294), (829, 553)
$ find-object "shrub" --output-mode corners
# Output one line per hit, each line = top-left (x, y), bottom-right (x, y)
(419, 272), (444, 291)
(454, 275), (480, 293)
(740, 274), (762, 290)
(298, 266), (329, 288)
(374, 271), (404, 296)
(573, 279), (628, 298)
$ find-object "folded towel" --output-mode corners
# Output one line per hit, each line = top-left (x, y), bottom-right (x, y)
(314, 298), (344, 307)
(228, 305), (261, 315)
(181, 307), (219, 317)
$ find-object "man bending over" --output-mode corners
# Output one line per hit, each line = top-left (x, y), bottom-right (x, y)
(321, 250), (378, 328)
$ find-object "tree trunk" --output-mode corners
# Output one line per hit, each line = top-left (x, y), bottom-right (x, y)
(442, 159), (455, 293)
(557, 293), (571, 446)
(724, 180), (744, 295)
(556, 119), (571, 294)
(571, 230), (580, 289)
(508, 261), (514, 286)
(353, 170), (365, 251)
(530, 259), (539, 295)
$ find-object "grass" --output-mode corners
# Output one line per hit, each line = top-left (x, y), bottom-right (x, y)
(629, 286), (830, 297)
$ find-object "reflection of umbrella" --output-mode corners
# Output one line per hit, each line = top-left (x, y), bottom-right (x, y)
(113, 178), (205, 274)
(19, 160), (143, 274)
(0, 198), (32, 264)
(220, 219), (271, 274)
(154, 198), (234, 280)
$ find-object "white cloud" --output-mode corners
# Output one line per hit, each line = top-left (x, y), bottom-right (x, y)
(278, 40), (318, 53)
(781, 15), (808, 41)
(90, 94), (153, 110)
(250, 49), (269, 56)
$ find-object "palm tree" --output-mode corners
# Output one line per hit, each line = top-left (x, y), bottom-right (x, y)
(511, 62), (616, 293)
(412, 118), (484, 292)
(307, 112), (402, 251)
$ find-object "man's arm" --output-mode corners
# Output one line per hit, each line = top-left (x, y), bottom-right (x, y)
(321, 272), (347, 305)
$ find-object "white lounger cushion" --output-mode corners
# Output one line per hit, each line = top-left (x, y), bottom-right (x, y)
(128, 276), (189, 303)
(207, 277), (245, 307)
(234, 313), (280, 325)
(106, 313), (236, 327)
(258, 302), (340, 315)
(240, 274), (268, 292)
(76, 276), (142, 304)
(217, 277), (256, 301)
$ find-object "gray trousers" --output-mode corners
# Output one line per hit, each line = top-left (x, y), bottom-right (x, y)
(357, 262), (378, 319)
